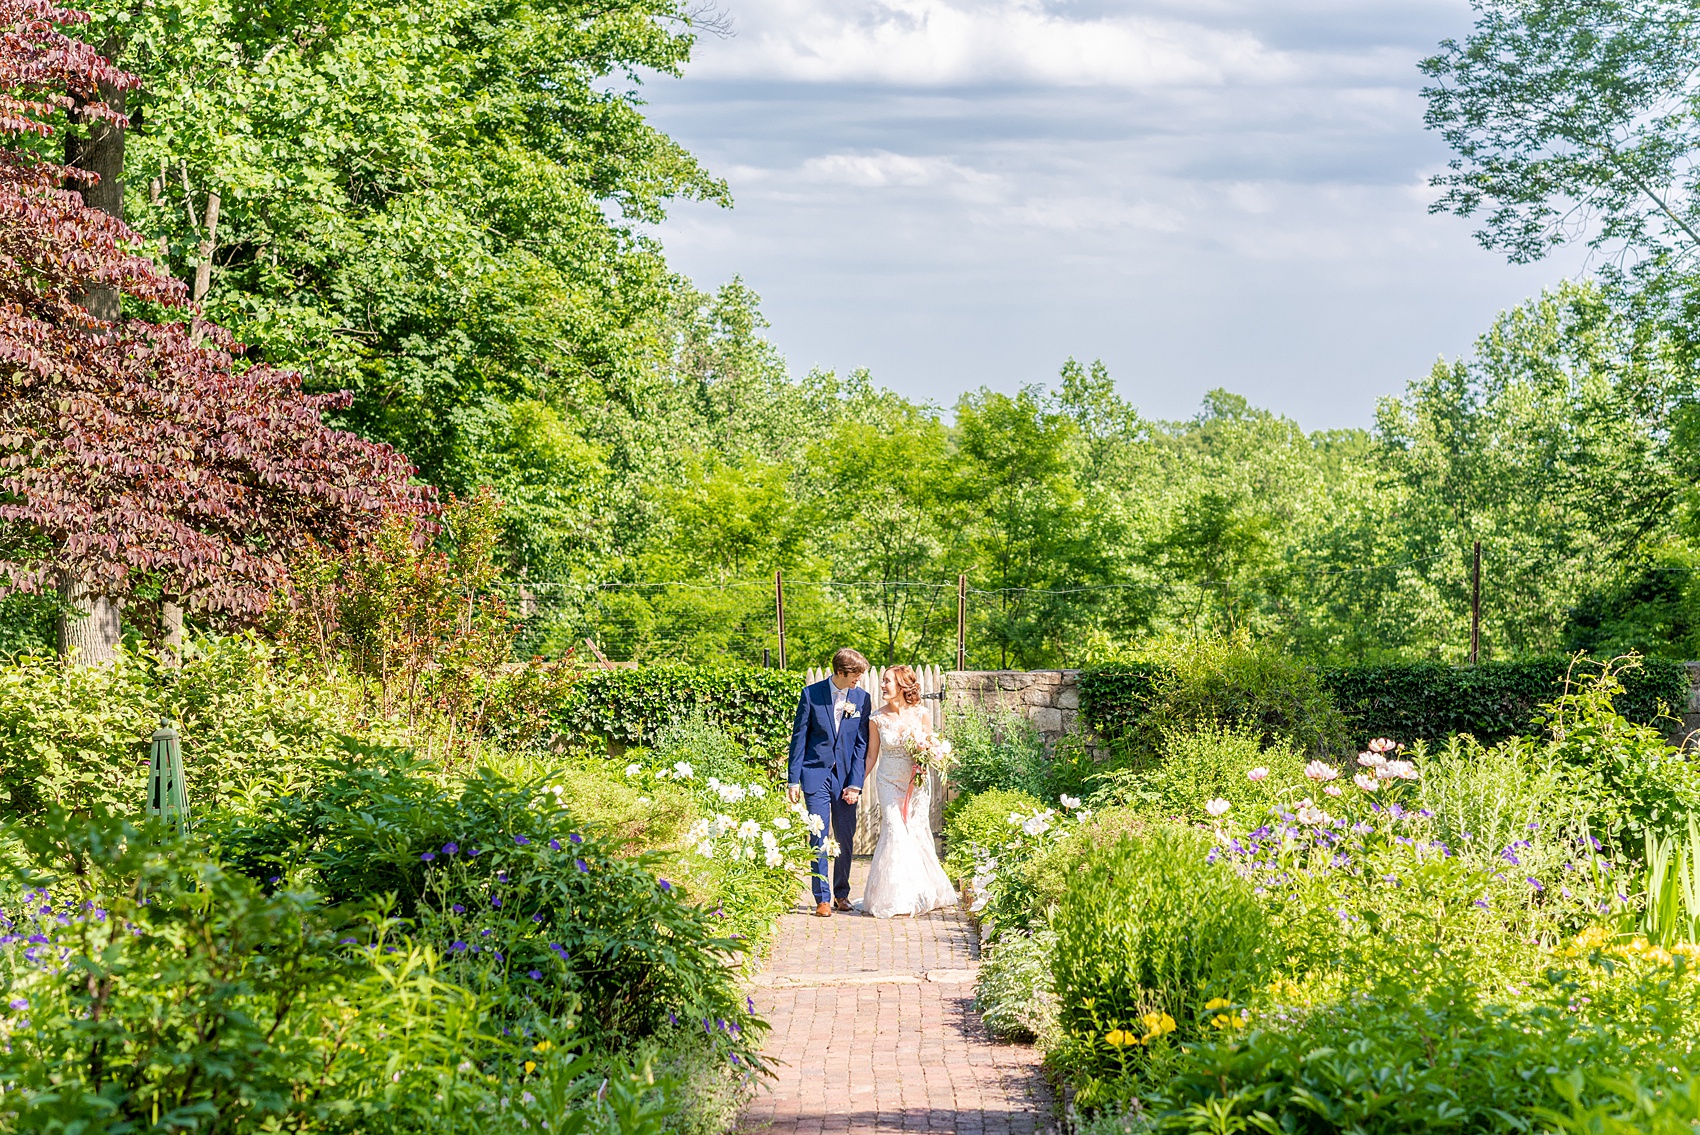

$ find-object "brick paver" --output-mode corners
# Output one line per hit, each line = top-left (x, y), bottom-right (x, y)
(741, 859), (1052, 1134)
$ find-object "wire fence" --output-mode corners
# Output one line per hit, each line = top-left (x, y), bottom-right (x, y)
(509, 546), (1482, 668)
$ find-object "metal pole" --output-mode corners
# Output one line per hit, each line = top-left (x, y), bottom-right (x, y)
(1470, 540), (1482, 666)
(956, 574), (967, 672)
(763, 647), (771, 669)
(775, 570), (787, 670)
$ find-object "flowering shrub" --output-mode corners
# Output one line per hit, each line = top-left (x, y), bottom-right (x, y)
(0, 810), (685, 1134)
(205, 750), (765, 1064)
(617, 726), (813, 951)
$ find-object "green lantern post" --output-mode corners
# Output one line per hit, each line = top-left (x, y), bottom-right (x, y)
(147, 720), (191, 836)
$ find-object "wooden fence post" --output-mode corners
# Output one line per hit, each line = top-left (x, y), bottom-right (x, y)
(1470, 540), (1482, 666)
(956, 574), (966, 672)
(775, 570), (787, 670)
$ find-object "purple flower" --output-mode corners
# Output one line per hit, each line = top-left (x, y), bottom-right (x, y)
(498, 871), (508, 883)
(532, 913), (544, 923)
(529, 970), (543, 980)
(443, 842), (459, 855)
(514, 835), (530, 846)
(730, 1053), (741, 1065)
(569, 833), (583, 845)
(452, 904), (465, 914)
(549, 840), (561, 851)
(450, 941), (468, 952)
(669, 1012), (679, 1026)
(482, 928), (493, 936)
(492, 897), (503, 908)
(747, 996), (755, 1013)
(659, 879), (672, 893)
(421, 852), (436, 863)
(339, 937), (357, 945)
(7, 998), (25, 1011)
(1475, 897), (1490, 910)
(1500, 848), (1521, 866)
(468, 847), (480, 857)
(268, 876), (281, 884)
(575, 859), (589, 873)
(1527, 877), (1543, 891)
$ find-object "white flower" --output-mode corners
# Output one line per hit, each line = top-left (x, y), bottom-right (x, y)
(764, 848), (784, 868)
(805, 812), (826, 836)
(706, 777), (721, 789)
(1059, 794), (1082, 810)
(672, 762), (694, 779)
(1303, 760), (1338, 782)
(1246, 767), (1269, 783)
(696, 841), (715, 859)
(1205, 798), (1231, 817)
(747, 783), (767, 798)
(1322, 784), (1343, 797)
(1008, 812), (1025, 825)
(714, 813), (737, 835)
(970, 894), (990, 913)
(823, 838), (840, 859)
(1357, 752), (1387, 769)
(1076, 809), (1093, 819)
(625, 763), (641, 777)
(737, 819), (762, 840)
(761, 830), (778, 850)
(771, 815), (791, 831)
(1383, 759), (1418, 781)
(1353, 772), (1380, 792)
(1295, 800), (1331, 826)
(635, 795), (650, 807)
(1021, 811), (1054, 837)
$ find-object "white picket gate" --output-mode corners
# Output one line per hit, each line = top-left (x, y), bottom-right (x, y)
(801, 664), (948, 852)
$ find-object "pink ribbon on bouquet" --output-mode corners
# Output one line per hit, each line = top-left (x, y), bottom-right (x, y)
(900, 769), (923, 825)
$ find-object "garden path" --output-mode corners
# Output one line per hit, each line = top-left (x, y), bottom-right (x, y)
(740, 858), (1052, 1135)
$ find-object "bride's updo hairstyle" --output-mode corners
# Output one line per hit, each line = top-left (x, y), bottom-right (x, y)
(889, 664), (922, 707)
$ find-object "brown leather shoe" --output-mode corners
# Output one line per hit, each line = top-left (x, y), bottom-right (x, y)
(833, 898), (853, 912)
(815, 902), (833, 918)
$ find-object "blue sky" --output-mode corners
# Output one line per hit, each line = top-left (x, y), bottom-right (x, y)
(638, 0), (1591, 430)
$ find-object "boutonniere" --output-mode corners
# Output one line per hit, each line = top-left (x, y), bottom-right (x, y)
(839, 700), (860, 719)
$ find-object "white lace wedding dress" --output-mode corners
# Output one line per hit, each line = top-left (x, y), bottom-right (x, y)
(861, 710), (958, 918)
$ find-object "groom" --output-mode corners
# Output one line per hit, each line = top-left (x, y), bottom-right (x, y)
(787, 648), (872, 917)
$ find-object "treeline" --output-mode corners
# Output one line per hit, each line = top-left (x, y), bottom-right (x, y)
(12, 0), (1700, 670)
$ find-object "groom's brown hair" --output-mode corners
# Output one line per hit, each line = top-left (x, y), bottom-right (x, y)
(831, 648), (870, 676)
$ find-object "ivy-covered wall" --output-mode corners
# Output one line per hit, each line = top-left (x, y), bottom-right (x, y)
(1079, 657), (1690, 751)
(555, 665), (804, 764)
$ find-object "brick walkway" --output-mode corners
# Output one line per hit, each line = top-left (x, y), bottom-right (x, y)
(741, 859), (1052, 1134)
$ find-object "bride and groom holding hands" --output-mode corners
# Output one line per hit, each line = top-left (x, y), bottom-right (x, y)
(786, 648), (958, 919)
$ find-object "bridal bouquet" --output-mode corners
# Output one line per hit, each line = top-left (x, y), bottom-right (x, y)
(899, 727), (955, 824)
(907, 730), (956, 786)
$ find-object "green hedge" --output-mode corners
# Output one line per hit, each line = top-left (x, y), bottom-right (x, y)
(1320, 656), (1690, 747)
(1080, 656), (1691, 750)
(556, 664), (804, 763)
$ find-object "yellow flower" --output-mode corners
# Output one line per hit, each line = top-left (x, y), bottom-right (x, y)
(1104, 1029), (1141, 1048)
(1139, 1012), (1177, 1040)
(1203, 998), (1233, 1012)
(1211, 1013), (1248, 1030)
(523, 1061), (536, 1074)
(533, 1040), (552, 1053)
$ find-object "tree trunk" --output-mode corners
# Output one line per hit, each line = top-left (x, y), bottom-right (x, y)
(160, 601), (183, 668)
(64, 69), (126, 321)
(58, 56), (127, 660)
(58, 580), (121, 666)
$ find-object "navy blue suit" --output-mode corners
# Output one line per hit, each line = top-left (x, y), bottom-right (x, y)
(788, 678), (870, 904)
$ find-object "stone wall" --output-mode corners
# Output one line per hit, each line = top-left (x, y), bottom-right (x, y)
(942, 669), (1085, 751)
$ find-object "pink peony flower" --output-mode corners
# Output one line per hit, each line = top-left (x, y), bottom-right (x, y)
(1304, 760), (1338, 782)
(1246, 766), (1269, 783)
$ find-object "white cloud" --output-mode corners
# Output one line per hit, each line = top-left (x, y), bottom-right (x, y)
(796, 151), (995, 189)
(698, 0), (1298, 87)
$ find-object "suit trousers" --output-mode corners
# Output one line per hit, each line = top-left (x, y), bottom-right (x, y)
(804, 785), (858, 904)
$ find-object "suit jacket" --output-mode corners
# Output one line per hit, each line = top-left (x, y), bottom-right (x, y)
(787, 679), (870, 796)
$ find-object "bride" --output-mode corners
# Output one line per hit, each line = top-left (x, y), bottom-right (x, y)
(860, 665), (958, 918)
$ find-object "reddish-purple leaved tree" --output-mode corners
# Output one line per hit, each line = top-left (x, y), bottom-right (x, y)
(0, 0), (435, 660)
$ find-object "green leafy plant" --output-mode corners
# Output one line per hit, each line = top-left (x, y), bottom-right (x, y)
(1051, 826), (1275, 1094)
(1086, 725), (1305, 823)
(941, 788), (1045, 880)
(944, 706), (1050, 799)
